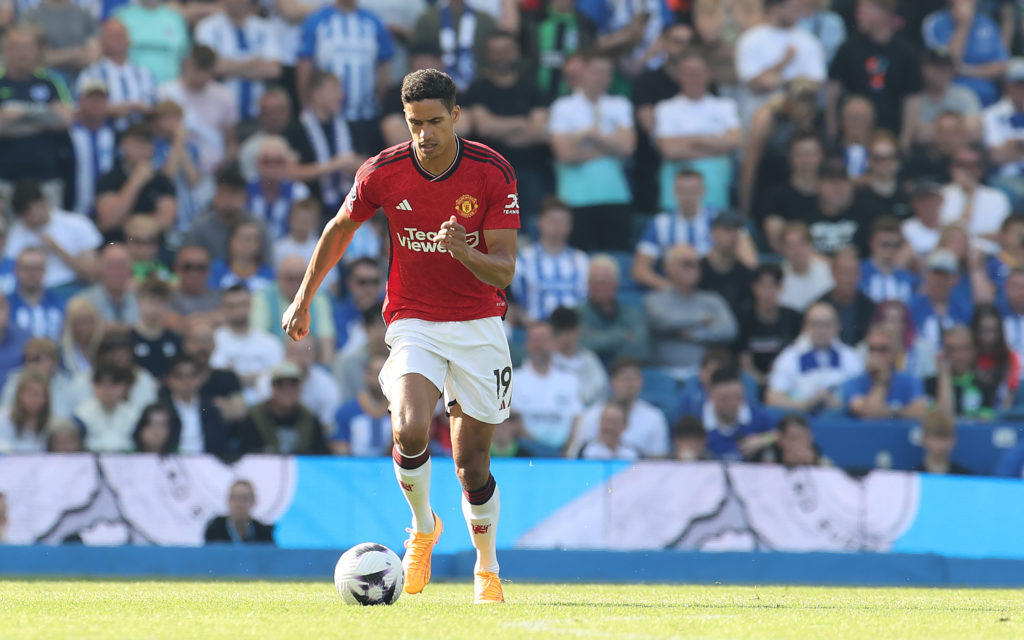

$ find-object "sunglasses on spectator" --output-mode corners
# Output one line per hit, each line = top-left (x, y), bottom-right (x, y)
(24, 354), (50, 363)
(179, 262), (209, 272)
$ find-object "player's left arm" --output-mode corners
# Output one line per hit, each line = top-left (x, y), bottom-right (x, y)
(440, 220), (517, 289)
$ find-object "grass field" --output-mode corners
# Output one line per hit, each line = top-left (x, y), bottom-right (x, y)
(3, 580), (1022, 640)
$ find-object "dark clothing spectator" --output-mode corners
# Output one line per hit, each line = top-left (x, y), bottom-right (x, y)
(699, 257), (754, 319)
(736, 305), (803, 380)
(829, 33), (922, 134)
(237, 401), (330, 455)
(131, 328), (181, 379)
(818, 289), (875, 346)
(912, 460), (973, 475)
(204, 515), (275, 544)
(94, 162), (176, 243)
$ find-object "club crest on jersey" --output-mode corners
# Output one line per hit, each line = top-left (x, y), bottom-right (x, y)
(455, 194), (479, 218)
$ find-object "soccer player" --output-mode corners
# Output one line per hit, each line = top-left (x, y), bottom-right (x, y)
(282, 69), (518, 604)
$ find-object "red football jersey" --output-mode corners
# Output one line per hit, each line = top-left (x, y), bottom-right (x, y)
(344, 137), (521, 324)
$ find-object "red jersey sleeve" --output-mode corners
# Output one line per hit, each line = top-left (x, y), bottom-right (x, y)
(482, 169), (521, 231)
(343, 159), (383, 223)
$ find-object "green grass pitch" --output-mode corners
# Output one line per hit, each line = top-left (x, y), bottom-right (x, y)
(3, 580), (1022, 639)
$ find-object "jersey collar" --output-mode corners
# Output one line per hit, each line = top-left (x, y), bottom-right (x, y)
(410, 136), (463, 182)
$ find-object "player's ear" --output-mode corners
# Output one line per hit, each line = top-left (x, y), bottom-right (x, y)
(451, 105), (461, 123)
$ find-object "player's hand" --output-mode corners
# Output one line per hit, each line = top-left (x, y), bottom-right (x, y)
(440, 215), (470, 261)
(281, 300), (311, 341)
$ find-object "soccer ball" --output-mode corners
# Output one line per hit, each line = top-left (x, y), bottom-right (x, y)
(333, 543), (404, 606)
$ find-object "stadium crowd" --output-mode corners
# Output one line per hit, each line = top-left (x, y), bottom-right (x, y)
(2, 0), (1024, 477)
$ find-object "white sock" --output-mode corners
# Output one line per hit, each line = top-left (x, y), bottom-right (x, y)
(393, 446), (434, 534)
(462, 484), (500, 574)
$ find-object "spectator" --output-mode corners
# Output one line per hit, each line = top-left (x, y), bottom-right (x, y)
(677, 347), (761, 419)
(489, 410), (532, 458)
(673, 414), (712, 462)
(211, 285), (285, 405)
(0, 297), (30, 392)
(72, 244), (140, 325)
(798, 0), (846, 63)
(653, 52), (742, 213)
(567, 356), (671, 459)
(159, 46), (239, 175)
(757, 129), (825, 252)
(737, 263), (803, 388)
(209, 221), (274, 293)
(464, 30), (550, 219)
(514, 321), (583, 454)
(264, 338), (340, 426)
(332, 258), (383, 353)
(114, 0), (189, 85)
(286, 70), (363, 213)
(1002, 268), (1024, 358)
(410, 0), (492, 91)
(754, 412), (829, 467)
(925, 326), (995, 418)
(983, 59), (1024, 211)
(131, 403), (179, 454)
(246, 137), (311, 239)
(59, 297), (102, 377)
(914, 407), (973, 474)
(76, 19), (157, 131)
(849, 131), (912, 232)
(332, 304), (387, 403)
(986, 214), (1024, 296)
(580, 0), (674, 77)
(827, 0), (921, 137)
(68, 80), (116, 216)
(901, 49), (982, 151)
(843, 327), (928, 419)
(94, 123), (177, 243)
(204, 480), (275, 544)
(7, 248), (65, 340)
(160, 354), (230, 458)
(767, 301), (864, 412)
(910, 249), (975, 348)
(0, 28), (73, 211)
(237, 360), (330, 455)
(512, 197), (588, 322)
(168, 245), (220, 329)
(904, 110), (968, 185)
(644, 244), (737, 370)
(860, 217), (919, 304)
(22, 0), (99, 86)
(902, 180), (947, 261)
(6, 181), (100, 292)
(74, 363), (138, 452)
(274, 199), (338, 294)
(922, 0), (1009, 107)
(251, 254), (335, 362)
(331, 353), (390, 456)
(578, 254), (651, 365)
(836, 95), (876, 178)
(182, 319), (248, 426)
(699, 212), (758, 318)
(742, 80), (824, 224)
(124, 216), (171, 282)
(298, 0), (393, 153)
(940, 144), (1010, 254)
(693, 0), (762, 88)
(238, 89), (293, 181)
(524, 0), (596, 103)
(47, 418), (83, 452)
(549, 53), (636, 252)
(820, 248), (876, 346)
(779, 221), (834, 312)
(972, 303), (1021, 409)
(0, 338), (74, 419)
(701, 366), (777, 461)
(578, 402), (639, 461)
(871, 300), (937, 379)
(0, 372), (50, 452)
(68, 327), (158, 416)
(131, 278), (181, 379)
(194, 0), (282, 122)
(734, 0), (827, 121)
(185, 167), (272, 264)
(805, 157), (862, 255)
(549, 306), (608, 408)
(149, 100), (205, 236)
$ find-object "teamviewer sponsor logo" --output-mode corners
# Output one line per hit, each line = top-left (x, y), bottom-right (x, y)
(398, 227), (479, 252)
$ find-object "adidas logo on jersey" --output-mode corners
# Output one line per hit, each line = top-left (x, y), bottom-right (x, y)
(397, 227), (479, 253)
(396, 199), (413, 211)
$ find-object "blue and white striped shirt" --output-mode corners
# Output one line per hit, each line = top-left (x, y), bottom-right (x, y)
(297, 6), (395, 121)
(636, 207), (716, 259)
(76, 58), (157, 131)
(245, 180), (311, 239)
(194, 12), (281, 121)
(512, 243), (590, 322)
(8, 290), (66, 340)
(69, 121), (117, 216)
(858, 260), (919, 304)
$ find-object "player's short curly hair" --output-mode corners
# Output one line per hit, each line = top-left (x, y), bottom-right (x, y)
(401, 68), (457, 112)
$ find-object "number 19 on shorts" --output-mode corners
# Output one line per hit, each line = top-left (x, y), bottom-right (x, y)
(492, 367), (511, 400)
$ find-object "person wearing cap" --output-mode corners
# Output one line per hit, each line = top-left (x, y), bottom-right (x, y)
(69, 80), (117, 216)
(983, 58), (1024, 211)
(842, 326), (928, 420)
(939, 144), (1010, 254)
(76, 19), (158, 132)
(922, 0), (1009, 108)
(901, 48), (983, 151)
(94, 123), (177, 244)
(653, 51), (742, 214)
(237, 359), (329, 455)
(902, 180), (947, 259)
(909, 248), (975, 349)
(699, 211), (757, 318)
(827, 0), (921, 137)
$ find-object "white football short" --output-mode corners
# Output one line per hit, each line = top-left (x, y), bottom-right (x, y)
(379, 316), (513, 425)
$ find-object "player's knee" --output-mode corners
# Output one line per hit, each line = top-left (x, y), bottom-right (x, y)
(391, 408), (431, 454)
(454, 460), (489, 492)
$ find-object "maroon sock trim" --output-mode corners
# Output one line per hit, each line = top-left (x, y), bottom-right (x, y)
(464, 474), (496, 505)
(393, 444), (430, 470)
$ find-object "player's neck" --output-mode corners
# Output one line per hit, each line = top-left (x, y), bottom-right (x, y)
(415, 137), (460, 176)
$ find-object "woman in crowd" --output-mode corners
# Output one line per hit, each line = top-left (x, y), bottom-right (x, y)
(208, 221), (274, 293)
(0, 372), (51, 453)
(60, 297), (104, 377)
(971, 304), (1021, 411)
(132, 403), (181, 455)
